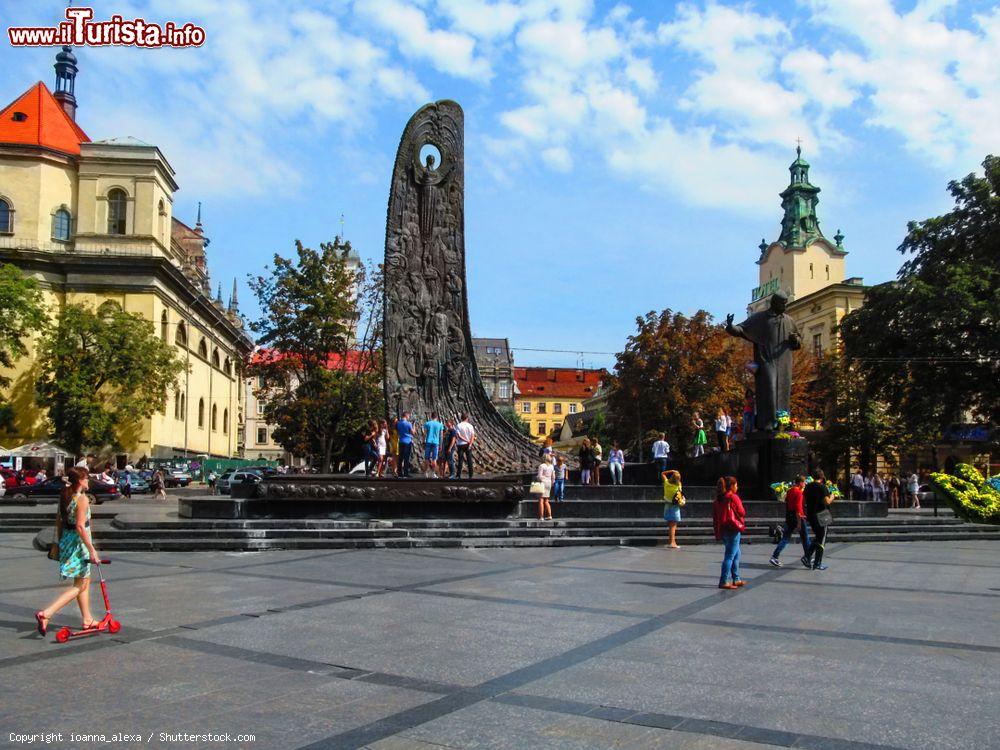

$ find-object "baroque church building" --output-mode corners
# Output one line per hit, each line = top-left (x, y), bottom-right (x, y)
(0, 47), (252, 462)
(749, 146), (867, 358)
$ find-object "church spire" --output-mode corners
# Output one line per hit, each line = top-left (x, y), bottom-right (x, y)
(777, 144), (823, 247)
(53, 46), (78, 120)
(228, 278), (238, 314)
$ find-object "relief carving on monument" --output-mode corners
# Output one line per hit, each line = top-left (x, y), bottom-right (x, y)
(383, 101), (541, 474)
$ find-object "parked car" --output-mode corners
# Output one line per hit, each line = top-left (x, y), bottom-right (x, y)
(218, 470), (261, 495)
(118, 471), (150, 494)
(243, 465), (278, 477)
(7, 477), (120, 503)
(0, 467), (20, 489)
(165, 470), (192, 488)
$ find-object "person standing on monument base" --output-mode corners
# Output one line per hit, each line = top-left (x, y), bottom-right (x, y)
(692, 412), (707, 457)
(441, 418), (458, 479)
(422, 411), (444, 478)
(396, 412), (414, 478)
(652, 433), (670, 475)
(455, 413), (476, 478)
(536, 454), (554, 521)
(578, 438), (594, 485)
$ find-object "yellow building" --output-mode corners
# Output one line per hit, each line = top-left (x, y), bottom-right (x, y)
(513, 367), (604, 442)
(749, 147), (867, 355)
(0, 47), (252, 463)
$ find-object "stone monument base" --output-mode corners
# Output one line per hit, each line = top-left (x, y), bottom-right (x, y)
(681, 434), (809, 495)
(180, 475), (528, 520)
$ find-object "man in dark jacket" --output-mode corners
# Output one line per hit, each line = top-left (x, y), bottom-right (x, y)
(802, 471), (832, 570)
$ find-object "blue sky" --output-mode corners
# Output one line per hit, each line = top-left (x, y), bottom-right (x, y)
(2, 0), (998, 370)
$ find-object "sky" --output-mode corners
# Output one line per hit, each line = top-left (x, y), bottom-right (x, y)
(2, 0), (998, 371)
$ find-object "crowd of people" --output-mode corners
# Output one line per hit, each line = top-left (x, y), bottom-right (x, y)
(850, 469), (924, 508)
(362, 412), (477, 480)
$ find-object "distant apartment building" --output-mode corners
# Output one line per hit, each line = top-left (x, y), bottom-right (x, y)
(472, 338), (515, 409)
(513, 367), (605, 442)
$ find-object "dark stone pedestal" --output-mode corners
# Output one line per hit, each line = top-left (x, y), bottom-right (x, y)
(682, 435), (809, 496)
(180, 475), (528, 519)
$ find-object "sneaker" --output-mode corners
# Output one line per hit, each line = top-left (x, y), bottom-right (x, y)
(813, 564), (828, 571)
(800, 555), (812, 569)
(769, 557), (782, 567)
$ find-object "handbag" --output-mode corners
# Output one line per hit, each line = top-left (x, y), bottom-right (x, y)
(529, 481), (545, 496)
(674, 491), (686, 508)
(816, 509), (834, 527)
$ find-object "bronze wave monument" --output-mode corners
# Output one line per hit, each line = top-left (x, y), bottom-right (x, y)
(383, 100), (540, 474)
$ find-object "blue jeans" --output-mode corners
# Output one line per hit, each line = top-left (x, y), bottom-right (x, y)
(553, 478), (565, 501)
(772, 516), (810, 559)
(655, 457), (668, 475)
(720, 529), (742, 585)
(446, 449), (456, 478)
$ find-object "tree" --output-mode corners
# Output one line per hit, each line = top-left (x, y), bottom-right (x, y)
(248, 240), (382, 473)
(839, 155), (1000, 451)
(607, 309), (746, 459)
(0, 264), (47, 429)
(35, 301), (184, 455)
(498, 405), (531, 437)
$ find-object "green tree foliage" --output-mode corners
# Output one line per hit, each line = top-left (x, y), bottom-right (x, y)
(248, 240), (382, 472)
(498, 405), (530, 437)
(607, 309), (746, 459)
(839, 155), (1000, 449)
(35, 301), (184, 455)
(0, 264), (47, 429)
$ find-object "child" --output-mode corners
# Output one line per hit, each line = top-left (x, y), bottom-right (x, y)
(553, 456), (567, 502)
(661, 469), (684, 549)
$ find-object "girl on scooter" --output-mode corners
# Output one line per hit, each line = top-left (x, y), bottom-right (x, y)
(35, 467), (101, 635)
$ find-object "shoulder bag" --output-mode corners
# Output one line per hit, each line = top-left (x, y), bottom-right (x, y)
(816, 508), (834, 527)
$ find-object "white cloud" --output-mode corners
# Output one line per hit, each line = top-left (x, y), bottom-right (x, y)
(795, 0), (1000, 166)
(435, 0), (523, 38)
(358, 0), (493, 81)
(541, 145), (573, 171)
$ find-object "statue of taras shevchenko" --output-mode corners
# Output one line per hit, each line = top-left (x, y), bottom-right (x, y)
(726, 291), (801, 431)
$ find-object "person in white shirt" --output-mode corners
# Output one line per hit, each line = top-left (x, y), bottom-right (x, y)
(907, 472), (920, 508)
(455, 414), (476, 478)
(652, 433), (670, 475)
(535, 454), (554, 521)
(714, 410), (730, 451)
(850, 470), (865, 501)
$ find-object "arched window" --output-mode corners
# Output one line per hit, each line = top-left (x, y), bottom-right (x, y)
(211, 349), (220, 369)
(0, 198), (12, 233)
(173, 389), (180, 420)
(198, 338), (208, 359)
(107, 188), (127, 234)
(160, 310), (168, 341)
(198, 398), (205, 428)
(223, 408), (229, 435)
(175, 321), (187, 347)
(180, 393), (186, 419)
(157, 199), (165, 240)
(223, 357), (232, 377)
(211, 404), (218, 431)
(52, 208), (71, 241)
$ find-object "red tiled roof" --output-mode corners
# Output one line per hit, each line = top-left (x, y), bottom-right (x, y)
(513, 367), (605, 400)
(0, 82), (90, 156)
(251, 348), (374, 373)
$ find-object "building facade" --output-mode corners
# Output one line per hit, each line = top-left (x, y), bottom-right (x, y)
(472, 337), (515, 409)
(0, 48), (253, 462)
(513, 367), (604, 442)
(749, 147), (867, 355)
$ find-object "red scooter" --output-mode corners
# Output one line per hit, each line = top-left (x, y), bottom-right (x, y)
(55, 559), (122, 643)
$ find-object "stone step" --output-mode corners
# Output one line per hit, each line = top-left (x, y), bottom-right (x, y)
(87, 528), (1000, 552)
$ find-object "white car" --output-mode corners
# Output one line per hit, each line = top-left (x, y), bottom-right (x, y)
(218, 470), (261, 495)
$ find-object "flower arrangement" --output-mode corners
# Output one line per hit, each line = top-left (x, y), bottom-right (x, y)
(770, 477), (842, 502)
(930, 463), (1000, 525)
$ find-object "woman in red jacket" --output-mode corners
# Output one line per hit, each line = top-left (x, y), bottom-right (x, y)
(713, 476), (746, 590)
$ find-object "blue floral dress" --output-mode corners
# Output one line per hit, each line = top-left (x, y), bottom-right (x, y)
(58, 495), (91, 580)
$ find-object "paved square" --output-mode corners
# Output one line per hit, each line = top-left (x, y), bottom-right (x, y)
(1, 534), (997, 749)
